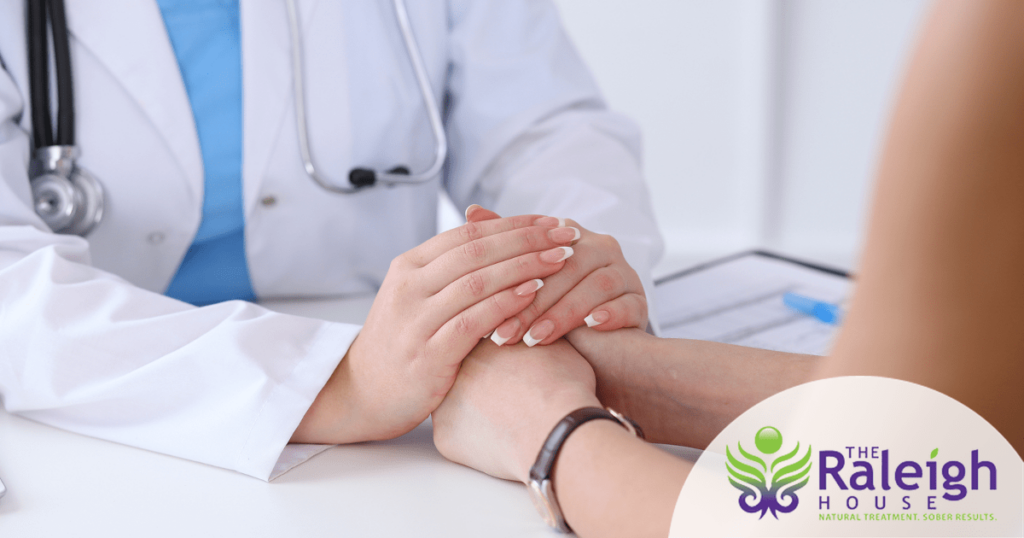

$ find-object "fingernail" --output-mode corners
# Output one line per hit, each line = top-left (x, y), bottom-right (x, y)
(539, 246), (574, 263)
(532, 216), (565, 227)
(491, 318), (521, 347)
(548, 226), (580, 243)
(523, 320), (555, 347)
(515, 278), (544, 296)
(483, 329), (494, 339)
(584, 311), (610, 327)
(465, 204), (482, 220)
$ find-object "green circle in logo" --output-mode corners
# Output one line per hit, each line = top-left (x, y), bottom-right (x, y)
(755, 426), (783, 454)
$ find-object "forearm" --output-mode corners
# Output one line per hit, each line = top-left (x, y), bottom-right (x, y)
(553, 420), (690, 538)
(823, 0), (1024, 452)
(568, 328), (818, 448)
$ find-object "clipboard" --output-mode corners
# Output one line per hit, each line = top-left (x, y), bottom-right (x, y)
(653, 250), (852, 356)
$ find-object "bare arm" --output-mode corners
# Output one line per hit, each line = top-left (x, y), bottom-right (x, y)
(434, 2), (1024, 536)
(566, 328), (816, 448)
(569, 0), (1024, 457)
(822, 0), (1024, 450)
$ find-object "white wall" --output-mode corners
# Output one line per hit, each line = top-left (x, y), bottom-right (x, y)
(551, 0), (930, 276)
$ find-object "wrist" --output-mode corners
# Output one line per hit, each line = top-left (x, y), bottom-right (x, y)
(513, 392), (601, 483)
(292, 347), (385, 445)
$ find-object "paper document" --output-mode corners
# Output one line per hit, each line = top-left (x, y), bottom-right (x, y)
(654, 251), (852, 356)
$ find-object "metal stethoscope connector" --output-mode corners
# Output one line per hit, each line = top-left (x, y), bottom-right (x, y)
(27, 0), (447, 237)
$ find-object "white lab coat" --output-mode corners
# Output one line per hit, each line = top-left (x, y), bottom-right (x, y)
(0, 1), (663, 480)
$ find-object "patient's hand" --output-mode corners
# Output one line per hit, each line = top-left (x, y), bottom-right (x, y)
(431, 339), (600, 483)
(466, 206), (649, 347)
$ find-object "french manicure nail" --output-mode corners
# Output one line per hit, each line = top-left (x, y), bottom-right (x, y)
(523, 320), (555, 347)
(584, 311), (611, 327)
(540, 246), (574, 263)
(483, 329), (494, 339)
(533, 216), (562, 227)
(465, 204), (482, 220)
(548, 227), (581, 243)
(515, 278), (545, 296)
(491, 318), (521, 347)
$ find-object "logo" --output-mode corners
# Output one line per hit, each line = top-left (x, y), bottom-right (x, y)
(725, 425), (813, 519)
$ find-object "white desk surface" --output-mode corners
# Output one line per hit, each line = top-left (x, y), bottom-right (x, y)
(0, 295), (697, 537)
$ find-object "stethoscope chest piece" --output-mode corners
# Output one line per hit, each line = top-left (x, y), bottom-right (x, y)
(30, 146), (104, 236)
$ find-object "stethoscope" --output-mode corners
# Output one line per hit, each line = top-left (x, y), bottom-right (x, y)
(28, 0), (447, 237)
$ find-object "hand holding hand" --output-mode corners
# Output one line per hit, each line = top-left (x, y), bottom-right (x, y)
(293, 215), (581, 444)
(466, 206), (648, 348)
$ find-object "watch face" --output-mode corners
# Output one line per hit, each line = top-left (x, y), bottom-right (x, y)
(527, 479), (559, 529)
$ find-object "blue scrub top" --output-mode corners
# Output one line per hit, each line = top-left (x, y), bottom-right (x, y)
(158, 0), (257, 306)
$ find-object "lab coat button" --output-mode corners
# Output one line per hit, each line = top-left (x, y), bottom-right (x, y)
(261, 195), (277, 207)
(147, 232), (165, 245)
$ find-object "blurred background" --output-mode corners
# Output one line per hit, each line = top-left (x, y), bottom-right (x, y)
(440, 0), (931, 279)
(556, 0), (929, 277)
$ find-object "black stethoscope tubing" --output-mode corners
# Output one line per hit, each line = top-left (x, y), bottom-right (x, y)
(22, 0), (442, 237)
(28, 0), (74, 150)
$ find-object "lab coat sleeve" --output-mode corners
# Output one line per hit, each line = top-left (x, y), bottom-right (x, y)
(442, 0), (665, 326)
(0, 71), (357, 481)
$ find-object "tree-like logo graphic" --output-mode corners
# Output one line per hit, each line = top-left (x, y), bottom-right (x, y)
(725, 426), (813, 519)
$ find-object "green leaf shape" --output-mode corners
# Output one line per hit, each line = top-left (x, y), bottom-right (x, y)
(738, 441), (767, 472)
(773, 444), (813, 489)
(778, 475), (811, 498)
(728, 476), (759, 498)
(770, 441), (802, 473)
(930, 448), (938, 459)
(726, 445), (766, 487)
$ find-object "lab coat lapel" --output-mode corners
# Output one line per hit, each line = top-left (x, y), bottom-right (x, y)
(240, 0), (319, 215)
(65, 0), (203, 203)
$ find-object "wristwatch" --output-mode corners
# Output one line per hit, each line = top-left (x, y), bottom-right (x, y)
(526, 407), (644, 533)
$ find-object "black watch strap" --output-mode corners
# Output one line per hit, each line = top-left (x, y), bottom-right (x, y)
(529, 407), (642, 482)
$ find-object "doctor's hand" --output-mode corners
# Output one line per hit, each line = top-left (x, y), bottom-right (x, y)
(432, 339), (601, 483)
(292, 214), (581, 444)
(466, 207), (648, 347)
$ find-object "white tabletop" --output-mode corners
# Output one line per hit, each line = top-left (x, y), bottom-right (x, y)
(0, 295), (697, 537)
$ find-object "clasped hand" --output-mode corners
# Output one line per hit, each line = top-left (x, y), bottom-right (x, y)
(292, 208), (646, 444)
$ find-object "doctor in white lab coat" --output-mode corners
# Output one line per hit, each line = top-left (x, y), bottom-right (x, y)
(0, 1), (662, 480)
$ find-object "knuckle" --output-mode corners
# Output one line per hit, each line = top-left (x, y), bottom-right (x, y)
(462, 272), (487, 298)
(561, 256), (582, 278)
(594, 268), (625, 294)
(595, 233), (620, 252)
(522, 301), (544, 322)
(521, 228), (543, 251)
(560, 302), (582, 324)
(453, 314), (476, 338)
(459, 221), (483, 243)
(512, 214), (534, 228)
(513, 254), (533, 274)
(390, 253), (410, 271)
(488, 292), (510, 316)
(461, 239), (487, 263)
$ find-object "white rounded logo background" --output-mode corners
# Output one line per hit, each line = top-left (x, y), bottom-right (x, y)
(670, 377), (1023, 537)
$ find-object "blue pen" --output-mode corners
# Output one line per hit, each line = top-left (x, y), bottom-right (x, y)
(783, 292), (843, 325)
